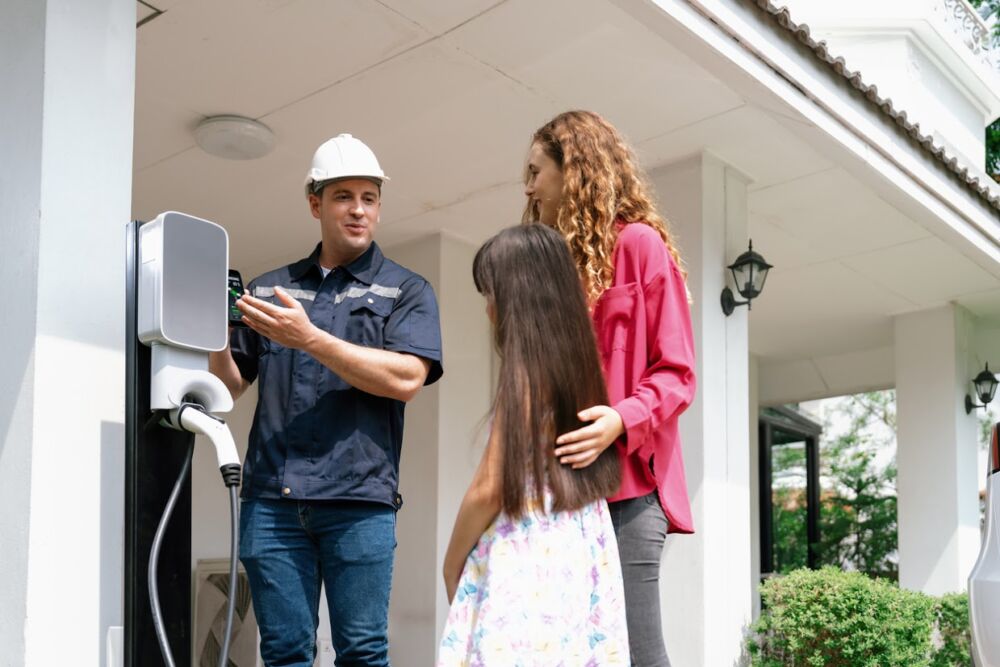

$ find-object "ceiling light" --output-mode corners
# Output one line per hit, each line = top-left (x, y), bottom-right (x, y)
(194, 115), (275, 160)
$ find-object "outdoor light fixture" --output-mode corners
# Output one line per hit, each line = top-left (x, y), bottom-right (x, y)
(194, 115), (275, 160)
(721, 239), (773, 316)
(966, 362), (999, 414)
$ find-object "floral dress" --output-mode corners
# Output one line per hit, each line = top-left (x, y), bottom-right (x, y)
(437, 493), (629, 666)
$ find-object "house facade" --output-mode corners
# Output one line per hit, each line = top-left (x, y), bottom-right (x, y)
(2, 0), (999, 665)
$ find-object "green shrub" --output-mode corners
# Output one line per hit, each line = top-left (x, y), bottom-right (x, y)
(930, 593), (971, 667)
(749, 568), (935, 666)
(749, 569), (973, 666)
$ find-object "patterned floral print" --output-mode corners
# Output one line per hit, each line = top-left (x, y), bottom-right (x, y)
(437, 495), (629, 666)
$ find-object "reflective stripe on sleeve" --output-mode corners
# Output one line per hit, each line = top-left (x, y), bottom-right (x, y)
(253, 286), (317, 301)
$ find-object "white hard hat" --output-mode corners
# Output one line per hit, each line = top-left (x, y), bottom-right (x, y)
(304, 133), (389, 196)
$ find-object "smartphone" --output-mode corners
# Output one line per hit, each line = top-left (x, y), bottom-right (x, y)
(227, 269), (247, 327)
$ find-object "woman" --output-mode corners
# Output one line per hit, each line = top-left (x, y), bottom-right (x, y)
(525, 110), (696, 667)
(438, 224), (629, 666)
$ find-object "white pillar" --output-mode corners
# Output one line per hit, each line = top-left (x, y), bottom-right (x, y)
(895, 304), (980, 594)
(385, 233), (492, 665)
(649, 153), (753, 666)
(0, 0), (135, 664)
(749, 353), (762, 620)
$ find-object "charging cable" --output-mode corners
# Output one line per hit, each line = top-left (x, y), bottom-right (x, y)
(150, 402), (241, 667)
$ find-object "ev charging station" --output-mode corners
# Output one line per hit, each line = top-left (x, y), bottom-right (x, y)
(125, 212), (241, 667)
(971, 423), (1000, 667)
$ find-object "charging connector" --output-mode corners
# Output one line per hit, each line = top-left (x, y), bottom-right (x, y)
(163, 403), (241, 487)
(152, 402), (241, 667)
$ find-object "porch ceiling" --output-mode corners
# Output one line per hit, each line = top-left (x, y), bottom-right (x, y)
(132, 0), (1000, 370)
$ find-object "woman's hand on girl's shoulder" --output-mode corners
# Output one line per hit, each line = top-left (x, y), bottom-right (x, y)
(554, 405), (624, 469)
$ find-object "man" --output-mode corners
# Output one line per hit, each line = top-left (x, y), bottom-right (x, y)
(209, 134), (443, 666)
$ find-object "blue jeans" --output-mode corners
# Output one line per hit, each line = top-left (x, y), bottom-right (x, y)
(239, 498), (396, 667)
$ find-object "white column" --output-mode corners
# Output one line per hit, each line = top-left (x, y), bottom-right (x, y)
(648, 153), (753, 666)
(895, 304), (980, 594)
(0, 1), (135, 665)
(749, 353), (762, 619)
(385, 233), (492, 664)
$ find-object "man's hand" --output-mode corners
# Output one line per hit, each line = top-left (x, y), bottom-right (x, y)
(554, 405), (625, 469)
(237, 286), (320, 350)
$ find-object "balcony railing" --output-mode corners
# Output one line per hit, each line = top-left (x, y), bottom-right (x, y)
(937, 0), (998, 68)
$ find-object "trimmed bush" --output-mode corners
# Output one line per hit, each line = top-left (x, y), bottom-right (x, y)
(749, 568), (935, 666)
(930, 593), (972, 667)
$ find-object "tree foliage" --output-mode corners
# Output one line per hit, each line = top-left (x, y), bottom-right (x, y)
(987, 122), (1000, 177)
(770, 440), (810, 573)
(769, 392), (899, 578)
(816, 392), (899, 579)
(968, 0), (1000, 35)
(969, 0), (1000, 176)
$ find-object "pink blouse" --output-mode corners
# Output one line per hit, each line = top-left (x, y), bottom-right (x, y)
(591, 222), (696, 534)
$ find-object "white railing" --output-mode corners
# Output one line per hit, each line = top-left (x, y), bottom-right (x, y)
(937, 0), (998, 68)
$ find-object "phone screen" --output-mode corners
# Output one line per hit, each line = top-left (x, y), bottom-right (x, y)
(228, 270), (247, 327)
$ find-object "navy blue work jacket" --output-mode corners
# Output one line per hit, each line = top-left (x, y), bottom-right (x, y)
(230, 241), (443, 509)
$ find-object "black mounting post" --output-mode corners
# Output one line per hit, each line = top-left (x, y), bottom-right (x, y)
(124, 220), (193, 667)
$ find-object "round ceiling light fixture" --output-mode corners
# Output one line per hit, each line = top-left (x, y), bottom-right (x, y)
(194, 115), (275, 160)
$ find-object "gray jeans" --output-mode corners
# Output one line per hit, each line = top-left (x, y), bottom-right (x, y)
(609, 491), (671, 667)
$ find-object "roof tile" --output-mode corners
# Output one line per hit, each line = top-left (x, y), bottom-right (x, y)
(752, 0), (1000, 211)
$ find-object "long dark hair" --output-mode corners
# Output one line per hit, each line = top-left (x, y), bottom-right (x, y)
(473, 224), (621, 517)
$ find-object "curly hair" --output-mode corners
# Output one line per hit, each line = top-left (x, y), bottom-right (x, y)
(523, 110), (686, 301)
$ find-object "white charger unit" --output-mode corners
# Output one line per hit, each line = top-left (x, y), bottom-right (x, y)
(139, 211), (228, 351)
(138, 211), (233, 412)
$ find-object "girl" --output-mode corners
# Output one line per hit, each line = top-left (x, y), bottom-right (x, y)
(524, 110), (696, 667)
(438, 224), (629, 666)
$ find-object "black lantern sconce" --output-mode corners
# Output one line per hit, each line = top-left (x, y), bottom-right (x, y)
(966, 362), (999, 414)
(721, 240), (773, 316)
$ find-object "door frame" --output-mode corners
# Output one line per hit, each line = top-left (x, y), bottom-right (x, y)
(759, 406), (823, 574)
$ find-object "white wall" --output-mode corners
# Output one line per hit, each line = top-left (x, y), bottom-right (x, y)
(434, 235), (494, 640)
(819, 35), (985, 167)
(0, 1), (46, 662)
(383, 234), (443, 666)
(974, 319), (1000, 370)
(386, 233), (491, 662)
(785, 0), (1000, 168)
(0, 1), (135, 665)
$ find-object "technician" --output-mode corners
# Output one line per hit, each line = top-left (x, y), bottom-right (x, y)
(209, 134), (443, 667)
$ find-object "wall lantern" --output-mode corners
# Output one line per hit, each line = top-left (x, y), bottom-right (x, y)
(966, 362), (999, 414)
(721, 240), (773, 316)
